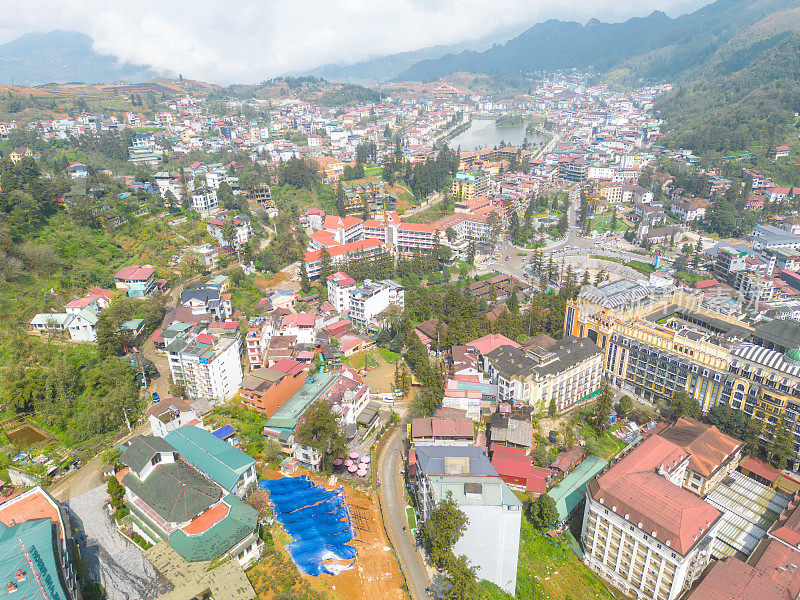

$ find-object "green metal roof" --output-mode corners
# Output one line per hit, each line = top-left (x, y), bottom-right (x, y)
(0, 518), (69, 600)
(263, 373), (339, 440)
(165, 426), (254, 493)
(547, 456), (608, 522)
(168, 495), (257, 563)
(123, 460), (221, 524)
(121, 436), (177, 474)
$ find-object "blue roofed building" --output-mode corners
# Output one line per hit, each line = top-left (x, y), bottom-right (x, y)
(0, 487), (79, 600)
(164, 425), (257, 497)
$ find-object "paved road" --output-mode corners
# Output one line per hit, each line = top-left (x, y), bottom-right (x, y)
(378, 427), (431, 600)
(49, 421), (151, 502)
(68, 486), (170, 600)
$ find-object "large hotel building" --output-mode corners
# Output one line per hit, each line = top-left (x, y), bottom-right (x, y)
(565, 279), (800, 463)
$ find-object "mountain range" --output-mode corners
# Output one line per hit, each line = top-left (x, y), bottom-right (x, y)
(393, 0), (800, 83)
(296, 25), (527, 84)
(0, 30), (161, 85)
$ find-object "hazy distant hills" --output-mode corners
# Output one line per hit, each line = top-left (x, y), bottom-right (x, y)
(0, 30), (161, 85)
(394, 0), (800, 83)
(298, 29), (521, 84)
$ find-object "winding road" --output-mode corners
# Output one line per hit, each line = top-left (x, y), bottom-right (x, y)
(377, 425), (431, 600)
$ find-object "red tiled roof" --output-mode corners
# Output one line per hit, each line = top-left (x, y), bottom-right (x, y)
(182, 501), (230, 535)
(587, 435), (720, 555)
(740, 456), (780, 483)
(304, 238), (384, 262)
(115, 264), (156, 281)
(660, 417), (741, 478)
(270, 358), (305, 376)
(397, 222), (436, 233)
(466, 333), (521, 354)
(686, 557), (787, 600)
(327, 272), (356, 286)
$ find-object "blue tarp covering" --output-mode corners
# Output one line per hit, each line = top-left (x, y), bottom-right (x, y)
(212, 424), (235, 439)
(260, 476), (357, 576)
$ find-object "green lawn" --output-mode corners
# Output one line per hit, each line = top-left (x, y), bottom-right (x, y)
(364, 166), (383, 177)
(591, 215), (629, 234)
(579, 425), (628, 461)
(627, 260), (655, 275)
(590, 254), (623, 263)
(376, 347), (401, 363)
(478, 519), (617, 600)
(406, 506), (417, 530)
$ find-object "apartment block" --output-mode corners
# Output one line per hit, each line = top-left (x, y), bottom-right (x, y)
(164, 325), (243, 402)
(326, 271), (357, 313)
(485, 336), (603, 412)
(348, 279), (404, 327)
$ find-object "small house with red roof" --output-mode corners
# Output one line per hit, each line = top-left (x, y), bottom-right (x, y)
(114, 264), (156, 297)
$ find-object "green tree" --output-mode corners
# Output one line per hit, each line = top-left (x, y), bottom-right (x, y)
(441, 554), (479, 600)
(466, 241), (475, 265)
(524, 493), (559, 529)
(221, 219), (236, 247)
(589, 384), (614, 435)
(669, 390), (700, 421)
(299, 265), (311, 294)
(107, 476), (125, 508)
(769, 416), (793, 470)
(294, 400), (346, 470)
(533, 445), (553, 468)
(318, 248), (332, 282)
(421, 492), (468, 567)
(618, 395), (634, 416)
(548, 398), (557, 417)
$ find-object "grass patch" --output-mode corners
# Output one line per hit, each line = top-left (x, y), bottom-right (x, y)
(591, 216), (629, 234)
(376, 347), (400, 363)
(674, 271), (705, 285)
(589, 254), (623, 263)
(343, 350), (382, 370)
(364, 166), (383, 177)
(406, 506), (417, 529)
(627, 260), (655, 275)
(478, 519), (616, 600)
(579, 425), (628, 461)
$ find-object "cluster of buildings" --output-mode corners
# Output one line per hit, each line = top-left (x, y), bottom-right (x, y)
(119, 424), (261, 567)
(566, 278), (800, 473)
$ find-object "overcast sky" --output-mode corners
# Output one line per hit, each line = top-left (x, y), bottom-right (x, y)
(1, 0), (712, 84)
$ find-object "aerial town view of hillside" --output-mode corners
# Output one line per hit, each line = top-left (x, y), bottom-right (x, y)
(4, 1), (800, 599)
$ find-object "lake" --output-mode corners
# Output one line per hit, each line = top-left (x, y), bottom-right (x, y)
(449, 119), (547, 151)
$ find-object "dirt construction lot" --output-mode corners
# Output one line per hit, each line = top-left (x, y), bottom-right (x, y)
(250, 469), (406, 600)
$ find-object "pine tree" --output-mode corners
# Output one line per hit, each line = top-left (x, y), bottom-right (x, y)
(300, 264), (311, 293)
(319, 248), (332, 282)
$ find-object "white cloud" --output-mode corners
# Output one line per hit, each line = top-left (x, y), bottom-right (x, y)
(0, 0), (711, 83)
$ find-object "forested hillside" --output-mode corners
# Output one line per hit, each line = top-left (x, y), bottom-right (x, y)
(655, 32), (800, 153)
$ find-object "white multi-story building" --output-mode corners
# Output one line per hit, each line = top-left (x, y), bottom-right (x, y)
(327, 271), (357, 313)
(146, 397), (202, 438)
(192, 186), (218, 215)
(582, 434), (722, 600)
(207, 215), (253, 250)
(411, 445), (522, 595)
(245, 316), (274, 367)
(164, 326), (243, 402)
(395, 222), (437, 253)
(485, 336), (603, 413)
(348, 279), (404, 327)
(304, 238), (385, 278)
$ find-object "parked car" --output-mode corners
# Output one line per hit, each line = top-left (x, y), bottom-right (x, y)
(548, 430), (557, 443)
(152, 392), (160, 403)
